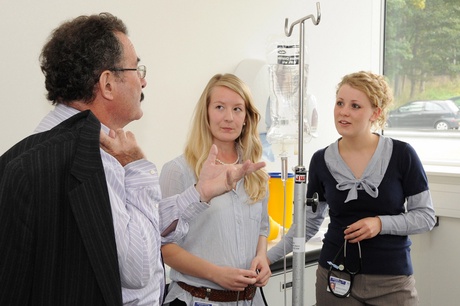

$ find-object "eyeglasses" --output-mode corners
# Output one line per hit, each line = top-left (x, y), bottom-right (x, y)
(109, 65), (147, 79)
(326, 240), (362, 298)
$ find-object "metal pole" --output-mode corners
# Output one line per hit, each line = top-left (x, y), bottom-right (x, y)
(284, 3), (321, 305)
(292, 166), (307, 306)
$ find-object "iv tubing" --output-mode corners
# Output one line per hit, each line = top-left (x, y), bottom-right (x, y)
(281, 156), (288, 306)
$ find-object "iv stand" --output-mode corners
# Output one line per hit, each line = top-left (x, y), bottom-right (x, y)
(284, 3), (321, 306)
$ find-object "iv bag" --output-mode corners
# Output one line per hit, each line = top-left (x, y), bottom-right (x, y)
(266, 40), (318, 156)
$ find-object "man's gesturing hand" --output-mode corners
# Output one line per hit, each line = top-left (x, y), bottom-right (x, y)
(195, 145), (265, 202)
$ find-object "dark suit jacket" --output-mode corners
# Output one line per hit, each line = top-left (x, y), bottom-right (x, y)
(0, 111), (122, 305)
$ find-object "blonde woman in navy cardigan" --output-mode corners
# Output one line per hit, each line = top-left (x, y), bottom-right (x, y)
(268, 71), (436, 306)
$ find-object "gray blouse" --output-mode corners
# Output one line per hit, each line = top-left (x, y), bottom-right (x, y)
(160, 154), (269, 305)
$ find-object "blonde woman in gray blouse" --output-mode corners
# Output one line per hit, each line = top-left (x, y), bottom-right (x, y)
(160, 73), (271, 306)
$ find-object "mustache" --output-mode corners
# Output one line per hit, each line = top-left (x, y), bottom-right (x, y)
(140, 92), (144, 102)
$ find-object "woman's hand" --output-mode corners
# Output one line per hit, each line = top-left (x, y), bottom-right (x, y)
(344, 217), (382, 243)
(162, 244), (258, 291)
(249, 255), (272, 287)
(210, 266), (258, 291)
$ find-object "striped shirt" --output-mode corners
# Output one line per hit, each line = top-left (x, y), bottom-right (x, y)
(159, 154), (269, 306)
(35, 104), (188, 305)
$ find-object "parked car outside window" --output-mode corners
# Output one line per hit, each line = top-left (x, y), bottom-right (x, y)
(386, 100), (460, 130)
(448, 96), (460, 109)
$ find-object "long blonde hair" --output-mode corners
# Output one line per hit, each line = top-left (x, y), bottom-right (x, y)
(184, 73), (268, 203)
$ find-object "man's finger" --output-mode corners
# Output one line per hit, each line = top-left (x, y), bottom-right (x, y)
(99, 130), (111, 147)
(114, 128), (127, 140)
(206, 144), (218, 163)
(226, 170), (234, 191)
(108, 129), (116, 138)
(251, 161), (266, 172)
(241, 160), (266, 174)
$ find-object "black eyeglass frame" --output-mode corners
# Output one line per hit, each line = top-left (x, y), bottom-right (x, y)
(327, 240), (362, 298)
(109, 65), (146, 79)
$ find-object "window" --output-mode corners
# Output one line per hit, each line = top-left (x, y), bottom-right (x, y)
(383, 0), (460, 167)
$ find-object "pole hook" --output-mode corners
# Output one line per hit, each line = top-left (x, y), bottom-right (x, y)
(284, 2), (321, 37)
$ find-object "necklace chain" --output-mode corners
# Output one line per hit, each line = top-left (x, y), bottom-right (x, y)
(215, 156), (239, 165)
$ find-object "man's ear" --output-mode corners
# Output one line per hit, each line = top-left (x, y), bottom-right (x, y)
(98, 70), (115, 100)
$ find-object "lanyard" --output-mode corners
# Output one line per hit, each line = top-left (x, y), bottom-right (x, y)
(327, 240), (362, 298)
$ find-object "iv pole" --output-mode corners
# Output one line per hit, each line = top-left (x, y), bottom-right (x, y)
(284, 3), (321, 306)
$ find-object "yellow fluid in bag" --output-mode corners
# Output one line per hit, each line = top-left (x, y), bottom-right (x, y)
(267, 172), (294, 241)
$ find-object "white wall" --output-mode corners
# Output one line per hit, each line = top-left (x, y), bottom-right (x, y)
(411, 171), (460, 306)
(0, 0), (382, 171)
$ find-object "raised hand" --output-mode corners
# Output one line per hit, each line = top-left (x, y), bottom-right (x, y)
(195, 144), (266, 202)
(99, 129), (146, 166)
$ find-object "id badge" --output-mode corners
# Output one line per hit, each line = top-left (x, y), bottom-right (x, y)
(327, 275), (351, 297)
(192, 298), (220, 306)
